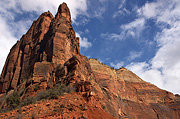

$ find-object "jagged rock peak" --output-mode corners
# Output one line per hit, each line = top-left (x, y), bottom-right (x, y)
(55, 2), (71, 23)
(0, 2), (180, 119)
(39, 11), (54, 19)
(0, 2), (80, 94)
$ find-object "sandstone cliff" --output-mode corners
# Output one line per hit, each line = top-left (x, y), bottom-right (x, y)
(0, 3), (88, 95)
(0, 2), (180, 119)
(89, 59), (180, 118)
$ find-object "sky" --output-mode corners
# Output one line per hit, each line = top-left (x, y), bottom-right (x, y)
(0, 0), (180, 94)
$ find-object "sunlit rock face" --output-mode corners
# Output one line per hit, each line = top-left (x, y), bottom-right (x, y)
(0, 2), (180, 119)
(0, 3), (80, 93)
(89, 59), (180, 118)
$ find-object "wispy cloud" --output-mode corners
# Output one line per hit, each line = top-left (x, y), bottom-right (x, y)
(0, 0), (88, 22)
(126, 62), (165, 89)
(101, 18), (145, 41)
(113, 8), (130, 18)
(120, 18), (146, 38)
(137, 0), (180, 26)
(127, 0), (180, 94)
(0, 0), (88, 73)
(86, 0), (108, 19)
(128, 51), (142, 61)
(113, 0), (130, 18)
(101, 33), (123, 41)
(0, 17), (17, 73)
(76, 33), (92, 49)
(20, 0), (87, 22)
(110, 61), (124, 69)
(102, 0), (180, 93)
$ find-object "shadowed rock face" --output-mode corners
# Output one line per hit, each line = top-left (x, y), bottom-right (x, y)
(0, 3), (85, 97)
(0, 2), (180, 119)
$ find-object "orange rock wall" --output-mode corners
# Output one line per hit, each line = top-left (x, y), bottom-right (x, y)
(0, 2), (180, 119)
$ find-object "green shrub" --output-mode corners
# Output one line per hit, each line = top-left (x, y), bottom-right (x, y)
(36, 84), (75, 101)
(34, 84), (39, 91)
(21, 96), (37, 106)
(36, 88), (59, 101)
(48, 88), (59, 99)
(3, 84), (75, 112)
(6, 92), (20, 109)
(36, 91), (49, 101)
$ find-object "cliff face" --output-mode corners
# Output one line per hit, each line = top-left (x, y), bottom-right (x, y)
(0, 2), (180, 119)
(89, 59), (180, 118)
(0, 3), (88, 95)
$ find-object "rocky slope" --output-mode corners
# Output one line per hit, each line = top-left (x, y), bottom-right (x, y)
(0, 93), (116, 119)
(89, 59), (180, 118)
(0, 2), (180, 119)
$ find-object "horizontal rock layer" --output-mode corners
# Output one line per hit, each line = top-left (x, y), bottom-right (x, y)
(0, 2), (180, 119)
(89, 59), (180, 118)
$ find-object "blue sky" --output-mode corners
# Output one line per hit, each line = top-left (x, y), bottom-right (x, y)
(0, 0), (180, 94)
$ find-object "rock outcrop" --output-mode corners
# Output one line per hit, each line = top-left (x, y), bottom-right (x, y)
(0, 3), (86, 96)
(0, 2), (180, 119)
(89, 59), (180, 118)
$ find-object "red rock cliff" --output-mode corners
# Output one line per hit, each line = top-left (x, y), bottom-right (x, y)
(0, 3), (88, 96)
(89, 59), (180, 118)
(0, 2), (180, 119)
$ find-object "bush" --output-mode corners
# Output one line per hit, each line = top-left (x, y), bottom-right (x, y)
(47, 88), (59, 99)
(36, 91), (50, 101)
(36, 84), (75, 101)
(21, 96), (37, 106)
(3, 84), (75, 112)
(6, 92), (20, 109)
(34, 84), (39, 91)
(36, 88), (59, 101)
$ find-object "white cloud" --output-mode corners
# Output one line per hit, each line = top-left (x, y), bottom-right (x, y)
(118, 0), (126, 9)
(110, 61), (124, 69)
(86, 0), (108, 19)
(93, 6), (106, 19)
(120, 18), (145, 38)
(138, 0), (180, 26)
(80, 38), (92, 49)
(126, 62), (150, 74)
(76, 33), (92, 49)
(101, 33), (123, 41)
(101, 18), (145, 41)
(113, 8), (130, 18)
(126, 0), (180, 94)
(137, 2), (158, 19)
(0, 17), (17, 73)
(128, 51), (142, 61)
(0, 0), (87, 22)
(121, 18), (145, 30)
(113, 0), (130, 18)
(126, 62), (165, 89)
(16, 0), (87, 22)
(0, 0), (88, 73)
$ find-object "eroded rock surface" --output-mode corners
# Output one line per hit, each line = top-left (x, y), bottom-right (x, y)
(0, 2), (180, 119)
(0, 3), (83, 96)
(89, 59), (180, 118)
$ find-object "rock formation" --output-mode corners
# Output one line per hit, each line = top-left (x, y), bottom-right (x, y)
(0, 3), (86, 95)
(0, 2), (180, 119)
(89, 59), (180, 118)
